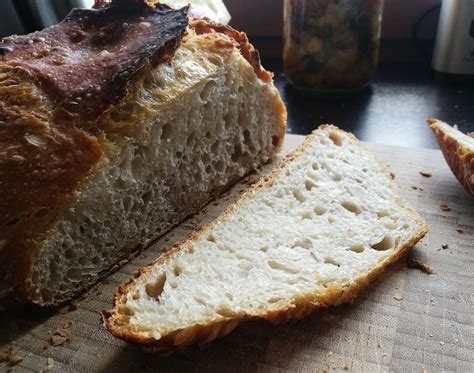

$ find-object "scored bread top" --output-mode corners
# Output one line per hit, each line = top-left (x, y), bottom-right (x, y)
(0, 0), (278, 302)
(0, 0), (189, 125)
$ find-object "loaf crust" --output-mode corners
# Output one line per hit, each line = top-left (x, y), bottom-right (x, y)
(103, 126), (428, 352)
(427, 119), (474, 196)
(0, 0), (285, 305)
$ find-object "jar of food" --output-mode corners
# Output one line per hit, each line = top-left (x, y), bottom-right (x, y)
(283, 0), (384, 93)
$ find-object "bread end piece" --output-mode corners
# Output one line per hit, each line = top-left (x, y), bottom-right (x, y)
(103, 126), (428, 352)
(427, 118), (474, 196)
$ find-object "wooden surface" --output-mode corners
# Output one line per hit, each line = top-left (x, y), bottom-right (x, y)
(1, 134), (473, 373)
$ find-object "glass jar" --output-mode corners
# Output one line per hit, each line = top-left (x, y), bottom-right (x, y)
(283, 0), (384, 93)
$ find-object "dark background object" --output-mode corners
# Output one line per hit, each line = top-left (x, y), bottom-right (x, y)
(267, 60), (474, 149)
(1, 0), (472, 149)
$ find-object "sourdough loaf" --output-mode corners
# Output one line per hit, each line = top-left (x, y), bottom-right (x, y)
(0, 0), (286, 306)
(427, 118), (474, 196)
(103, 126), (428, 351)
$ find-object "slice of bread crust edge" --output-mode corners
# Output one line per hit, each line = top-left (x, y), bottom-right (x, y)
(427, 118), (474, 196)
(102, 125), (429, 352)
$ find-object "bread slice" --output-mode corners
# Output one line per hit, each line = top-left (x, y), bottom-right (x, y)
(427, 119), (474, 196)
(103, 126), (428, 351)
(0, 1), (286, 306)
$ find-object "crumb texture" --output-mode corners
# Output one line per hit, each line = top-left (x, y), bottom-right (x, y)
(106, 127), (426, 346)
(26, 31), (285, 305)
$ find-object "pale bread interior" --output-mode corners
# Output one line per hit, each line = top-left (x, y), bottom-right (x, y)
(430, 119), (474, 149)
(109, 127), (426, 343)
(27, 32), (284, 305)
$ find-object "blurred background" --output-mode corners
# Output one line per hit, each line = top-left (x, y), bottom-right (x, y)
(1, 0), (473, 148)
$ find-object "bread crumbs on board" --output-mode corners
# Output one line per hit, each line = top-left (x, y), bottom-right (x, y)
(393, 293), (404, 301)
(50, 328), (72, 346)
(456, 228), (464, 234)
(0, 347), (24, 366)
(439, 203), (451, 211)
(419, 171), (432, 178)
(407, 257), (434, 274)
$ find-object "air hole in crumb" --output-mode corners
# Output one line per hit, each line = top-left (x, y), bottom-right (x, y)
(202, 153), (211, 164)
(292, 238), (312, 249)
(215, 160), (226, 173)
(328, 131), (343, 146)
(207, 234), (216, 243)
(186, 132), (195, 146)
(142, 191), (152, 205)
(79, 225), (85, 234)
(298, 210), (312, 220)
(205, 131), (212, 139)
(260, 246), (268, 253)
(173, 264), (182, 277)
(349, 245), (365, 253)
(66, 268), (82, 281)
(328, 216), (336, 223)
(216, 306), (234, 318)
(385, 221), (398, 230)
(267, 260), (298, 274)
(268, 297), (283, 304)
(160, 123), (172, 141)
(211, 141), (219, 153)
(332, 174), (342, 182)
(341, 201), (361, 215)
(293, 189), (306, 202)
(312, 163), (320, 170)
(238, 260), (252, 271)
(145, 272), (166, 299)
(225, 292), (234, 301)
(305, 180), (316, 191)
(324, 257), (340, 266)
(176, 151), (183, 159)
(377, 210), (390, 218)
(314, 206), (326, 215)
(243, 129), (252, 146)
(231, 144), (242, 162)
(371, 234), (395, 251)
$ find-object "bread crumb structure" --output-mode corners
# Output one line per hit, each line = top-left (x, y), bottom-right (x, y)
(103, 126), (427, 351)
(0, 0), (286, 306)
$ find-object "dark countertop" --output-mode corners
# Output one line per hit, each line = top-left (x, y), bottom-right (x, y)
(267, 61), (474, 149)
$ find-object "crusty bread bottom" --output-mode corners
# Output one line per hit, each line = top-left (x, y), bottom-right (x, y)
(103, 126), (428, 352)
(21, 32), (285, 306)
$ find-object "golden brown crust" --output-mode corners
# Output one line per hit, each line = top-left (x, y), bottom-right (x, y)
(190, 19), (273, 83)
(0, 0), (189, 302)
(427, 118), (474, 196)
(0, 1), (285, 306)
(103, 125), (428, 352)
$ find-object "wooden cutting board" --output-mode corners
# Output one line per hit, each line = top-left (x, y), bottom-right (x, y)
(1, 134), (473, 373)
